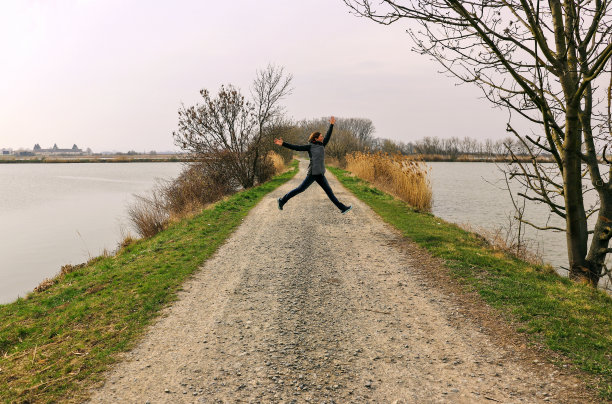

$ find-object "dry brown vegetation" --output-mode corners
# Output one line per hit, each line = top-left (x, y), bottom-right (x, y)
(127, 192), (168, 239)
(345, 151), (432, 212)
(161, 162), (235, 217)
(33, 263), (89, 293)
(266, 150), (285, 175)
(458, 222), (546, 268)
(127, 152), (287, 238)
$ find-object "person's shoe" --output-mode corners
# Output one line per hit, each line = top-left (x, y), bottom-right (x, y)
(278, 198), (284, 211)
(341, 205), (352, 214)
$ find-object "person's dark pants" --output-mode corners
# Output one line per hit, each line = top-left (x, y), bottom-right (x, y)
(280, 174), (348, 211)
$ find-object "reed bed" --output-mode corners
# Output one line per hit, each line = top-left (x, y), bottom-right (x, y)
(267, 150), (285, 174)
(345, 151), (432, 212)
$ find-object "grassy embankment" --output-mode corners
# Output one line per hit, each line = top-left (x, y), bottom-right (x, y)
(328, 165), (612, 400)
(0, 160), (298, 403)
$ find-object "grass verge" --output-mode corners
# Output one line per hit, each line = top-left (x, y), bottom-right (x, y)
(0, 160), (298, 403)
(329, 165), (612, 400)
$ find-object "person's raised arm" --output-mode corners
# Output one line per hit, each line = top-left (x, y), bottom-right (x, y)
(275, 137), (310, 151)
(322, 116), (335, 146)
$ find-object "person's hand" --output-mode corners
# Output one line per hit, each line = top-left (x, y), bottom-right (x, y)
(330, 116), (336, 125)
(274, 138), (283, 146)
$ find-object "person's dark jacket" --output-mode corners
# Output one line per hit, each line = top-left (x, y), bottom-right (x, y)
(281, 124), (333, 175)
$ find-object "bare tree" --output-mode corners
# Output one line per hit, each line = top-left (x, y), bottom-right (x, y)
(461, 137), (479, 155)
(251, 64), (293, 178)
(262, 118), (301, 164)
(341, 118), (376, 149)
(415, 136), (442, 154)
(484, 138), (494, 157)
(493, 139), (507, 156)
(297, 117), (374, 159)
(327, 128), (362, 160)
(173, 66), (292, 189)
(173, 85), (256, 189)
(401, 140), (417, 154)
(345, 0), (612, 286)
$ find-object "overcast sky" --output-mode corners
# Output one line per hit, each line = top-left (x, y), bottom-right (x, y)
(0, 0), (510, 152)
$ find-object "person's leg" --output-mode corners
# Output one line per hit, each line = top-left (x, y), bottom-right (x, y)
(280, 175), (316, 206)
(314, 175), (349, 211)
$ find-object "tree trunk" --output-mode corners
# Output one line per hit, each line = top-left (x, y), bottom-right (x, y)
(564, 111), (590, 283)
(585, 192), (612, 286)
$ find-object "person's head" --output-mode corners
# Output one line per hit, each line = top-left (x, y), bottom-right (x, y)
(308, 131), (323, 143)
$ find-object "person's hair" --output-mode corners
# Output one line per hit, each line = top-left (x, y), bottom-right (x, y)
(308, 131), (322, 143)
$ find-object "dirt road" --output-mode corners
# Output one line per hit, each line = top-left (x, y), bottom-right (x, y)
(88, 160), (588, 403)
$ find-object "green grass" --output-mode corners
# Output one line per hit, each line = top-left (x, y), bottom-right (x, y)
(0, 160), (298, 403)
(329, 165), (612, 400)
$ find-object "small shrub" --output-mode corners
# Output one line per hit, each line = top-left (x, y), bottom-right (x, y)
(161, 162), (234, 216)
(127, 161), (239, 239)
(253, 151), (287, 184)
(255, 154), (276, 184)
(127, 191), (168, 238)
(127, 152), (285, 239)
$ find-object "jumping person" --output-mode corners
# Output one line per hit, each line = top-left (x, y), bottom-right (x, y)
(274, 116), (352, 214)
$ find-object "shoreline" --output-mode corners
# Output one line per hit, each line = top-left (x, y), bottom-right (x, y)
(0, 156), (189, 164)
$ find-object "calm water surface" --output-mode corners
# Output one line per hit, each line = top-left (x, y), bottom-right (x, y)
(429, 162), (610, 279)
(0, 163), (183, 304)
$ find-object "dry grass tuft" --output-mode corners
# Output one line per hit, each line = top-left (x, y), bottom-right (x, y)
(33, 263), (87, 293)
(459, 222), (546, 268)
(117, 234), (137, 250)
(345, 151), (432, 212)
(33, 278), (55, 294)
(267, 151), (286, 174)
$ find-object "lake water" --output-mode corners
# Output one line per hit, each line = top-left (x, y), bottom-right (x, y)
(0, 163), (183, 304)
(429, 162), (565, 263)
(429, 162), (611, 291)
(0, 161), (608, 304)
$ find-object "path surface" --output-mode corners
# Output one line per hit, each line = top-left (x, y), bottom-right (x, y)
(88, 160), (587, 403)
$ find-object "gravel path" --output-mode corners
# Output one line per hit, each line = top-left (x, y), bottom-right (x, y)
(88, 160), (588, 403)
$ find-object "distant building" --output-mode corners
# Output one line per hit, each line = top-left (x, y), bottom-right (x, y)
(1, 148), (12, 155)
(33, 143), (84, 155)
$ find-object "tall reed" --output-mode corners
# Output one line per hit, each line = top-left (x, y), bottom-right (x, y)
(345, 151), (432, 212)
(267, 150), (285, 174)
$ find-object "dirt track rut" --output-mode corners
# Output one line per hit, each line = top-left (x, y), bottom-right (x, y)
(88, 160), (588, 403)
